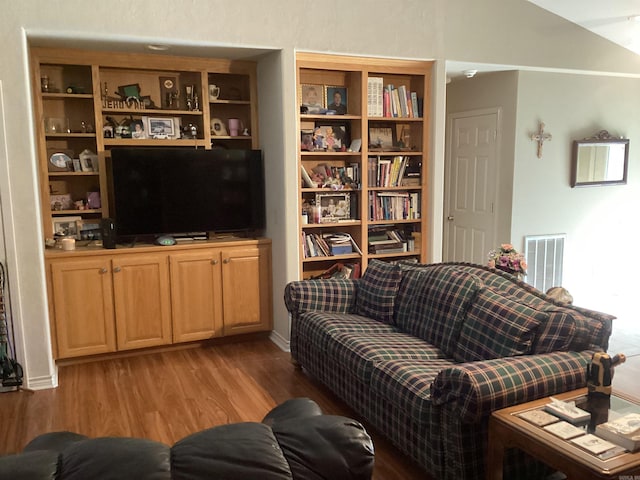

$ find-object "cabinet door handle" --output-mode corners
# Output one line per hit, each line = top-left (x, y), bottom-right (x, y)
(223, 258), (230, 264)
(211, 259), (219, 265)
(113, 266), (122, 273)
(99, 268), (108, 274)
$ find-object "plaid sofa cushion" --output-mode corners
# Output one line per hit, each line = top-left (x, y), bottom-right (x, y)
(395, 266), (482, 356)
(370, 359), (456, 424)
(356, 260), (402, 324)
(297, 312), (399, 352)
(327, 332), (447, 383)
(454, 288), (547, 362)
(543, 307), (609, 351)
(532, 311), (576, 354)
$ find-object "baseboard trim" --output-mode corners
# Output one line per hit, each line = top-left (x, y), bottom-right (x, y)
(269, 330), (290, 352)
(25, 371), (58, 391)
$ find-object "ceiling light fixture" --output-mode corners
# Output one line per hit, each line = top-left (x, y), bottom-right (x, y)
(463, 69), (478, 79)
(628, 15), (640, 22)
(147, 44), (170, 51)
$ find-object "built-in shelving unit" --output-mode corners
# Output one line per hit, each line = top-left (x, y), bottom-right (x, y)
(296, 53), (432, 279)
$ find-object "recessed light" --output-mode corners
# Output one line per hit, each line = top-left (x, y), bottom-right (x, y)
(147, 44), (170, 51)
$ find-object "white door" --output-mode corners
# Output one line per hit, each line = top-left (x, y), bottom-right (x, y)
(444, 109), (500, 264)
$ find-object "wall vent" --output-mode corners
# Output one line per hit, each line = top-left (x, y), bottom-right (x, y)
(524, 234), (566, 292)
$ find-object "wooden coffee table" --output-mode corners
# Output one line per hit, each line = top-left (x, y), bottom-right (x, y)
(486, 388), (640, 480)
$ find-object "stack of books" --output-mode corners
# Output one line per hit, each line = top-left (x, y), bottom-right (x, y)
(367, 227), (409, 254)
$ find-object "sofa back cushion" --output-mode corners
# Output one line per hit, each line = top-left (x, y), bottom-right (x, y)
(356, 260), (402, 324)
(395, 265), (482, 356)
(454, 288), (547, 362)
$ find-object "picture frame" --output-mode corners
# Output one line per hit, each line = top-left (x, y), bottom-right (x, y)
(50, 193), (73, 211)
(52, 216), (82, 239)
(79, 157), (93, 172)
(316, 192), (351, 223)
(148, 117), (175, 138)
(315, 123), (349, 152)
(301, 130), (314, 151)
(325, 86), (347, 115)
(130, 119), (147, 139)
(369, 125), (396, 151)
(300, 84), (325, 113)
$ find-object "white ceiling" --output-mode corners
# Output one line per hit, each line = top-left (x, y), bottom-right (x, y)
(447, 1), (640, 82)
(529, 0), (640, 55)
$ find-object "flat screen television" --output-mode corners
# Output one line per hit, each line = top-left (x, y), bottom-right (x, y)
(109, 147), (265, 241)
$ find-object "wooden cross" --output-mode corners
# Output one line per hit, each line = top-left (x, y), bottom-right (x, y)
(531, 122), (552, 158)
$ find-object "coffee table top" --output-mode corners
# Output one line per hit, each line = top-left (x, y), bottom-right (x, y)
(492, 388), (640, 476)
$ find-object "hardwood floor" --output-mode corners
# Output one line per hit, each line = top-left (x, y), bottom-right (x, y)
(4, 339), (636, 480)
(0, 339), (427, 480)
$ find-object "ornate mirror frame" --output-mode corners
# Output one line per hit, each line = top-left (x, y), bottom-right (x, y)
(571, 130), (629, 187)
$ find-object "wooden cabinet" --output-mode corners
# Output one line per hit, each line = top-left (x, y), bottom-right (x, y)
(221, 244), (272, 335)
(296, 53), (432, 278)
(112, 253), (172, 350)
(169, 249), (224, 343)
(49, 257), (116, 358)
(169, 243), (272, 342)
(30, 47), (258, 239)
(46, 239), (272, 360)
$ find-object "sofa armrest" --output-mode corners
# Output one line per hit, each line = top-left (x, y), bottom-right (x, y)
(284, 279), (358, 315)
(431, 351), (593, 423)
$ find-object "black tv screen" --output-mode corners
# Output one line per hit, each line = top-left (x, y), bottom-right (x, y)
(109, 147), (265, 240)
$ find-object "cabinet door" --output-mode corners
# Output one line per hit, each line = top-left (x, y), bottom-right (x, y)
(169, 249), (223, 343)
(112, 253), (172, 350)
(49, 258), (116, 358)
(221, 245), (272, 335)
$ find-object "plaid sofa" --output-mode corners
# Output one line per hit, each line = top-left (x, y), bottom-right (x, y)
(284, 261), (614, 480)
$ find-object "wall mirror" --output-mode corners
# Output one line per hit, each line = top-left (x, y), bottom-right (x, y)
(571, 130), (629, 187)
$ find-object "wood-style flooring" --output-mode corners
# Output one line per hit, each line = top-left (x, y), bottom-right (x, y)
(0, 338), (426, 480)
(2, 338), (638, 480)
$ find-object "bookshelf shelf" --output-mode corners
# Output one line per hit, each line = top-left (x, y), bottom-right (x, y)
(297, 53), (432, 279)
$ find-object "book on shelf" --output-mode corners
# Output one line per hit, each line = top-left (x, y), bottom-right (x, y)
(367, 77), (384, 117)
(595, 413), (640, 452)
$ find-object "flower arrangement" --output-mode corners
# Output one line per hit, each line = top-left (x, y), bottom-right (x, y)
(487, 243), (527, 276)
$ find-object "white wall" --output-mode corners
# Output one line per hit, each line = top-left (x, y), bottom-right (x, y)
(3, 0), (640, 388)
(512, 71), (640, 318)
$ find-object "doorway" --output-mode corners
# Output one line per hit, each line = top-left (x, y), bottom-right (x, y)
(443, 108), (501, 265)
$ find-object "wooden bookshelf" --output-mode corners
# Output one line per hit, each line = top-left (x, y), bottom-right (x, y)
(296, 53), (432, 279)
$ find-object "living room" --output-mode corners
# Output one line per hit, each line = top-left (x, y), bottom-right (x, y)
(1, 1), (640, 478)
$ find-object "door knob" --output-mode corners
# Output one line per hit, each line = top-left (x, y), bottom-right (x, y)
(223, 258), (230, 264)
(211, 259), (219, 265)
(99, 268), (108, 274)
(447, 215), (454, 221)
(113, 266), (122, 273)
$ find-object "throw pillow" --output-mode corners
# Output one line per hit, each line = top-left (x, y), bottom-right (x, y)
(454, 288), (547, 362)
(356, 260), (402, 324)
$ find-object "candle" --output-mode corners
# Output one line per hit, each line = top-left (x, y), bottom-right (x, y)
(61, 238), (76, 251)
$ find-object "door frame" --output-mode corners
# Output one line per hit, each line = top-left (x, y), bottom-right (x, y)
(443, 106), (503, 262)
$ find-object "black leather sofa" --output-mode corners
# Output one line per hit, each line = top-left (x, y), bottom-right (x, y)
(0, 398), (374, 480)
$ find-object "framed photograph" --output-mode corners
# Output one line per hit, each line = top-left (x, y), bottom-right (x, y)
(301, 130), (314, 151)
(52, 216), (82, 239)
(79, 157), (93, 172)
(316, 192), (351, 223)
(300, 84), (325, 112)
(50, 193), (72, 211)
(130, 119), (147, 139)
(315, 123), (349, 152)
(369, 125), (396, 151)
(325, 86), (347, 114)
(148, 117), (175, 138)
